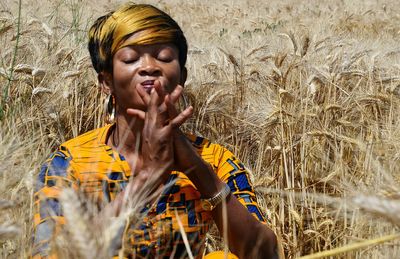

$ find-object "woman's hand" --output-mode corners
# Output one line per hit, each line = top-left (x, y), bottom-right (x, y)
(126, 83), (193, 189)
(133, 84), (199, 172)
(131, 84), (223, 196)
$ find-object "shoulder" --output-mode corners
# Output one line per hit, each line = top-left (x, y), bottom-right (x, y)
(37, 125), (112, 190)
(40, 124), (112, 171)
(184, 133), (243, 173)
(185, 133), (225, 155)
(61, 124), (111, 151)
(185, 133), (210, 148)
(185, 133), (228, 164)
(57, 124), (113, 159)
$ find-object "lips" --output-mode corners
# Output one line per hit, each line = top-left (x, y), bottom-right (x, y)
(141, 80), (155, 86)
(141, 80), (155, 93)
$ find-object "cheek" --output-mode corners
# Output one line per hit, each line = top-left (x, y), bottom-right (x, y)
(166, 65), (182, 88)
(112, 65), (135, 90)
(112, 69), (139, 104)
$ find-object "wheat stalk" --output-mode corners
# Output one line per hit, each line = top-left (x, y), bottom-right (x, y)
(298, 233), (400, 259)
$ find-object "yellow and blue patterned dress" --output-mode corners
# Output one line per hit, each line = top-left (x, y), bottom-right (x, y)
(33, 124), (266, 258)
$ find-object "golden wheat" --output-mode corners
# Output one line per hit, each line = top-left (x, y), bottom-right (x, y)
(1, 0), (400, 258)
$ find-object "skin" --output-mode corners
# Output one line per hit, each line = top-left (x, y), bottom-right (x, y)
(98, 32), (279, 258)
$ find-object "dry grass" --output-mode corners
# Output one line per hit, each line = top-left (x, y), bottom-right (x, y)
(1, 0), (400, 258)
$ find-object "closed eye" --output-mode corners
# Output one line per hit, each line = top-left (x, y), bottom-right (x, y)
(123, 57), (139, 64)
(157, 56), (173, 63)
(118, 49), (140, 64)
(157, 48), (177, 63)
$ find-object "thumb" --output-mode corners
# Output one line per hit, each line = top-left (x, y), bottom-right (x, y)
(126, 108), (146, 120)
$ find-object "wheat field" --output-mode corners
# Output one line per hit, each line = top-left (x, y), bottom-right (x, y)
(1, 0), (400, 258)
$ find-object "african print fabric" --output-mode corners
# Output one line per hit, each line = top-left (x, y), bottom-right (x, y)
(33, 124), (266, 258)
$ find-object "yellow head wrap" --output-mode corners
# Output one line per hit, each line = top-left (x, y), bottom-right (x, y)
(88, 4), (187, 73)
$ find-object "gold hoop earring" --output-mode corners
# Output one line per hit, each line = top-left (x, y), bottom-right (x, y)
(104, 94), (115, 124)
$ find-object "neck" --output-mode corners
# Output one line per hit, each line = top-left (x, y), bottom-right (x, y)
(108, 112), (144, 156)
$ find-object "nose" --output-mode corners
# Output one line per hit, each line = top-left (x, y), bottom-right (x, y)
(138, 55), (161, 77)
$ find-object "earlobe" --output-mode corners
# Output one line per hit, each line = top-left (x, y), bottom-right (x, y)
(98, 72), (113, 94)
(180, 67), (187, 87)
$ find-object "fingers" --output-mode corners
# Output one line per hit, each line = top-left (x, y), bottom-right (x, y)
(126, 89), (163, 122)
(135, 80), (165, 108)
(131, 84), (191, 128)
(136, 85), (151, 105)
(169, 85), (184, 104)
(129, 87), (169, 125)
(169, 106), (193, 128)
(153, 80), (166, 106)
(126, 108), (146, 120)
(164, 86), (192, 128)
(165, 94), (179, 119)
(148, 88), (158, 110)
(158, 84), (183, 115)
(136, 83), (184, 113)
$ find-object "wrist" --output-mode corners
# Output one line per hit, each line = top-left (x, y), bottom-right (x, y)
(172, 129), (226, 197)
(186, 160), (226, 198)
(201, 183), (231, 211)
(172, 130), (197, 172)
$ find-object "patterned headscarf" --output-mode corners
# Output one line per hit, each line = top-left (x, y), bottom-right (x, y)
(88, 4), (188, 73)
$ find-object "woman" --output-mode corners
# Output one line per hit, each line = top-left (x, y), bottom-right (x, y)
(33, 3), (278, 258)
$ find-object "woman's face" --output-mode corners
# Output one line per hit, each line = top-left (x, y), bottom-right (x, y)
(108, 33), (184, 113)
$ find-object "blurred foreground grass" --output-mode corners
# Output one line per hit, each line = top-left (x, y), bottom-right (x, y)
(1, 0), (400, 258)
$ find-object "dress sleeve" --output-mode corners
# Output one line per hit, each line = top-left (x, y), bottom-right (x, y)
(213, 145), (267, 223)
(32, 148), (77, 258)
